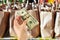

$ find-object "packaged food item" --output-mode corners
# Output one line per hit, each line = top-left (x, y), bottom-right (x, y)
(28, 9), (40, 37)
(9, 10), (16, 37)
(40, 11), (54, 38)
(0, 11), (10, 38)
(55, 12), (60, 37)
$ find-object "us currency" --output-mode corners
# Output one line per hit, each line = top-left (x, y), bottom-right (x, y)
(15, 8), (39, 30)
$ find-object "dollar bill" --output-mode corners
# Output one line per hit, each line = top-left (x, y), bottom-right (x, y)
(15, 8), (39, 30)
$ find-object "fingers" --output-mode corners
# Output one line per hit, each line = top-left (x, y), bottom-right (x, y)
(15, 16), (28, 25)
(13, 16), (29, 40)
(16, 16), (23, 25)
(14, 17), (20, 27)
(14, 16), (23, 26)
(22, 19), (27, 26)
(14, 16), (28, 29)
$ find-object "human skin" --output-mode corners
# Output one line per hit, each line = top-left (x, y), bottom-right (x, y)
(13, 16), (28, 40)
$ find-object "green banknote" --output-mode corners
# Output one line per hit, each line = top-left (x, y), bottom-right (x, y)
(15, 8), (39, 30)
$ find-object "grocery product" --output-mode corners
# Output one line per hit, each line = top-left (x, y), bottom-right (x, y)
(28, 9), (40, 37)
(55, 12), (60, 37)
(40, 11), (54, 38)
(0, 11), (10, 38)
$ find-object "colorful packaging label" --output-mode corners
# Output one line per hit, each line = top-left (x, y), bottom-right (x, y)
(48, 0), (54, 4)
(19, 0), (23, 3)
(0, 0), (2, 5)
(3, 0), (6, 4)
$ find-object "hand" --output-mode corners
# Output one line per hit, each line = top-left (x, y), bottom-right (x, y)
(13, 16), (28, 40)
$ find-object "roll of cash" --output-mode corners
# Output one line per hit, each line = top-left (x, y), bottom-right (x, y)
(15, 8), (39, 30)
